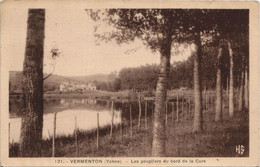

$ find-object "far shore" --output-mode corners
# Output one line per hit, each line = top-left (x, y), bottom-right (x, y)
(9, 89), (199, 101)
(9, 90), (143, 100)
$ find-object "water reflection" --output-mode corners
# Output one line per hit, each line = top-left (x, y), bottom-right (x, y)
(9, 98), (153, 143)
(9, 98), (121, 143)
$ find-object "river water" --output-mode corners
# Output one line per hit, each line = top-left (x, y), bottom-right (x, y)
(9, 98), (148, 143)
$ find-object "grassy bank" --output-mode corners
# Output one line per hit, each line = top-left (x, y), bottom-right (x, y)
(10, 108), (249, 157)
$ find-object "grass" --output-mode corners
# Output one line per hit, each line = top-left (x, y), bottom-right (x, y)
(9, 105), (249, 157)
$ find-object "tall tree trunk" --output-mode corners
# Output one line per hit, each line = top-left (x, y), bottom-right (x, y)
(244, 64), (249, 112)
(238, 56), (245, 112)
(215, 47), (223, 121)
(228, 41), (234, 118)
(19, 9), (45, 157)
(193, 32), (203, 132)
(226, 77), (229, 100)
(152, 37), (171, 157)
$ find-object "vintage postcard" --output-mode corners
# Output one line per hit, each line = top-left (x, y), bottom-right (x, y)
(0, 0), (259, 166)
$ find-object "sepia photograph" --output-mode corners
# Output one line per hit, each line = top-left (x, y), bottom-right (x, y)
(0, 0), (259, 166)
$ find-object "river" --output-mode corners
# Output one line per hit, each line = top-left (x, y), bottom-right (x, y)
(9, 98), (149, 143)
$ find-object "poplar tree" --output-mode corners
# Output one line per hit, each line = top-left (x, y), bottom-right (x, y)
(20, 9), (45, 157)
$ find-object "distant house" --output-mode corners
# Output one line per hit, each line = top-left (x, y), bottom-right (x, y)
(179, 87), (187, 91)
(60, 82), (96, 92)
(60, 83), (71, 92)
(86, 83), (96, 91)
(60, 82), (86, 92)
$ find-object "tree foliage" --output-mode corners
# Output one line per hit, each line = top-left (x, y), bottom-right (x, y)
(87, 9), (188, 51)
(119, 64), (159, 91)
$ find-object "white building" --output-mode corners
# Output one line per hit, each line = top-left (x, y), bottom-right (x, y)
(60, 82), (96, 92)
(60, 83), (76, 92)
(87, 83), (96, 91)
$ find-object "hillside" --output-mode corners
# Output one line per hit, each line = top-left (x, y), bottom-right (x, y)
(9, 71), (108, 92)
(9, 71), (74, 91)
(67, 74), (108, 83)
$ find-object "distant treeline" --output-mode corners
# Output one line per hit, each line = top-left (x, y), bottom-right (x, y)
(94, 46), (242, 92)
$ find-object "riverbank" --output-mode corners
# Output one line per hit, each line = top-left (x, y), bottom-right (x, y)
(9, 90), (136, 100)
(9, 89), (196, 101)
(9, 109), (248, 157)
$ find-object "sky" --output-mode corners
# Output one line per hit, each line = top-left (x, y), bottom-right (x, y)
(3, 8), (191, 77)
